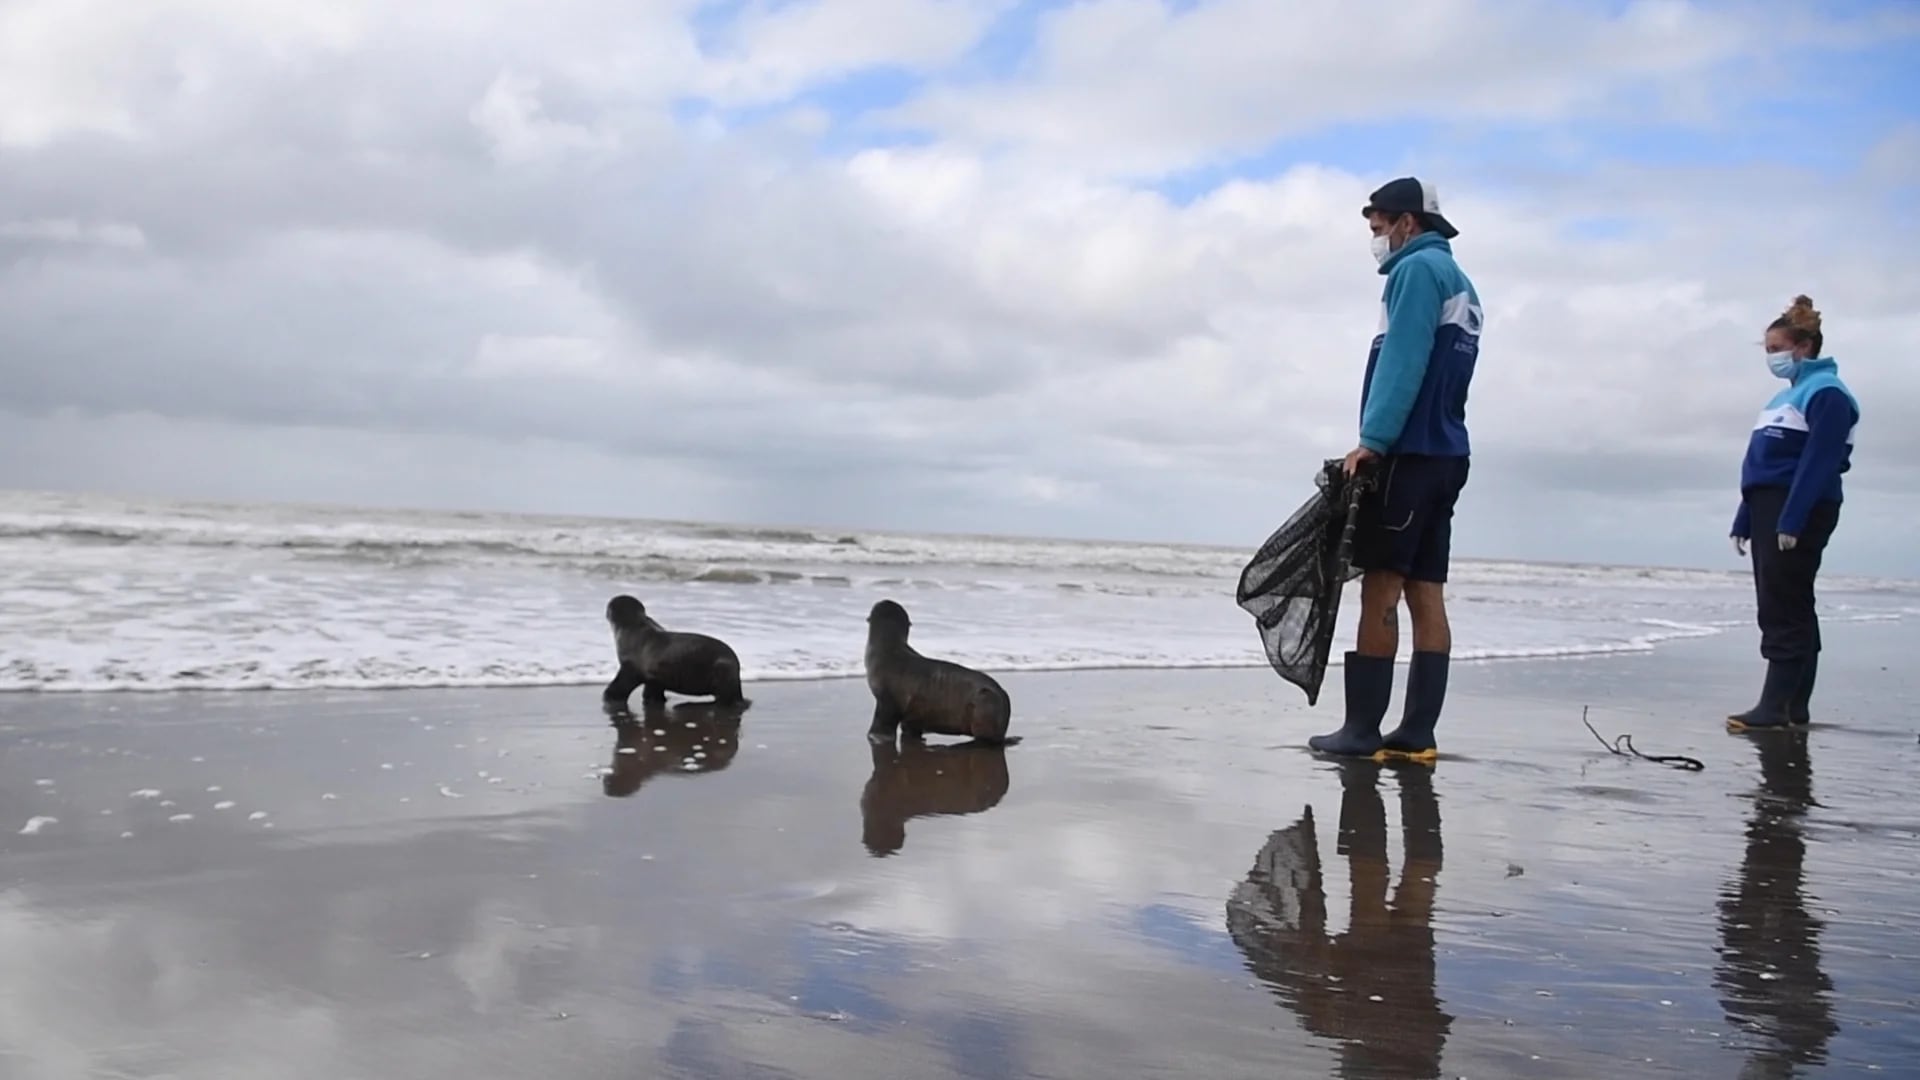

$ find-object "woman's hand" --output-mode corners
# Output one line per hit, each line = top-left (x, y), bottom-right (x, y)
(1778, 533), (1799, 552)
(1732, 535), (1748, 556)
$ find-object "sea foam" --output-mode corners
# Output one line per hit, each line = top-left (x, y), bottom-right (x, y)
(0, 489), (1911, 693)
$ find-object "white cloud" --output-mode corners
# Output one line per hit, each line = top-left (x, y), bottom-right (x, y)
(1866, 122), (1920, 186)
(694, 0), (1016, 106)
(469, 72), (622, 166)
(470, 334), (615, 380)
(0, 0), (1915, 574)
(882, 0), (1914, 175)
(0, 218), (146, 249)
(0, 0), (371, 147)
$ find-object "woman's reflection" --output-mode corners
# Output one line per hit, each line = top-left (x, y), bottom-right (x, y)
(859, 738), (1010, 856)
(603, 699), (747, 798)
(1714, 731), (1837, 1073)
(1226, 760), (1452, 1079)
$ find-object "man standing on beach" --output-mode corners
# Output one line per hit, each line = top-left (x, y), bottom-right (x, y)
(1309, 177), (1483, 762)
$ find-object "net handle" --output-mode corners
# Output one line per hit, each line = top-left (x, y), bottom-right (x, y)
(1335, 463), (1369, 562)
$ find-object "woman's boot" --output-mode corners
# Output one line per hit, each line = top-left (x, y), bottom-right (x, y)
(1727, 659), (1804, 732)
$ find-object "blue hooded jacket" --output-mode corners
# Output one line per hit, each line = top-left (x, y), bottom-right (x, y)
(1357, 231), (1483, 457)
(1731, 357), (1858, 539)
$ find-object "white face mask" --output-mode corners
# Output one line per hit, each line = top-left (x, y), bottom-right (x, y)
(1370, 233), (1392, 265)
(1766, 350), (1800, 380)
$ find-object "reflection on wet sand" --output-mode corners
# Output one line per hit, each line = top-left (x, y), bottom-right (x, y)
(6, 628), (1917, 1079)
(858, 739), (1010, 856)
(1227, 761), (1452, 1080)
(603, 700), (747, 798)
(1715, 731), (1837, 1075)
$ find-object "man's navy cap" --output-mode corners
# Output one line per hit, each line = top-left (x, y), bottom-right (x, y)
(1362, 177), (1459, 239)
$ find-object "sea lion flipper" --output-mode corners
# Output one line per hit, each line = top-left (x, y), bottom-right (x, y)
(964, 682), (1009, 742)
(711, 656), (746, 705)
(869, 695), (902, 741)
(603, 661), (644, 707)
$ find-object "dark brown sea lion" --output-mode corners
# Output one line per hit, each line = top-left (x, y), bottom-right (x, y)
(602, 699), (746, 798)
(602, 594), (748, 709)
(859, 737), (1011, 856)
(863, 599), (1019, 745)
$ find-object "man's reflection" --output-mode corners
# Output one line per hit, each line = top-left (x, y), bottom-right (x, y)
(1226, 760), (1451, 1079)
(603, 699), (746, 798)
(1714, 731), (1837, 1074)
(859, 738), (1010, 856)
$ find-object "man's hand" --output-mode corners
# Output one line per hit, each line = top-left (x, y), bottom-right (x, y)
(1343, 445), (1379, 478)
(1732, 535), (1748, 557)
(1777, 533), (1798, 552)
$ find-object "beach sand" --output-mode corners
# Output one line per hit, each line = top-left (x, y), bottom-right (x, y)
(3, 622), (1917, 1079)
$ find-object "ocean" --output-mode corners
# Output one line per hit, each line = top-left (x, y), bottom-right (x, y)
(2, 489), (1914, 694)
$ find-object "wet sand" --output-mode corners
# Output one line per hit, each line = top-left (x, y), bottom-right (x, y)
(3, 623), (1917, 1079)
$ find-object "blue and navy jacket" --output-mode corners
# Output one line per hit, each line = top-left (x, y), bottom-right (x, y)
(1358, 232), (1483, 457)
(1732, 357), (1859, 539)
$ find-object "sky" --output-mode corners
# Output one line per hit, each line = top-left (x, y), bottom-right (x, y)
(1, 0), (1916, 576)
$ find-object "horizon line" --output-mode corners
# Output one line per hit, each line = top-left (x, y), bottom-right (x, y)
(6, 484), (1915, 587)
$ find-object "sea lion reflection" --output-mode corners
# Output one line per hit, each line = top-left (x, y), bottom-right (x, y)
(1714, 731), (1837, 1074)
(1226, 760), (1452, 1079)
(603, 699), (746, 798)
(859, 738), (1010, 856)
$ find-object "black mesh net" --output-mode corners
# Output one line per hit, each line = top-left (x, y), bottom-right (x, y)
(1235, 459), (1371, 705)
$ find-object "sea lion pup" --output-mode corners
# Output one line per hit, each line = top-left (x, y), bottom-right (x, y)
(602, 699), (746, 798)
(863, 599), (1019, 745)
(859, 737), (1011, 856)
(603, 594), (749, 710)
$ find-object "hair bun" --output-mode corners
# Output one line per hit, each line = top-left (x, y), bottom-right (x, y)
(1784, 294), (1822, 333)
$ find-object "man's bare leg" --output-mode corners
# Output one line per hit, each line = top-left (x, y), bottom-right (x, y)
(1356, 570), (1405, 659)
(1382, 580), (1450, 760)
(1404, 581), (1450, 653)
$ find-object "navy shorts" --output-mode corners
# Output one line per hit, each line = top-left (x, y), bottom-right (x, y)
(1351, 454), (1471, 584)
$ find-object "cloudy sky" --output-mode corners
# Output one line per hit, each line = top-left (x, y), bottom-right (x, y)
(1, 0), (1916, 576)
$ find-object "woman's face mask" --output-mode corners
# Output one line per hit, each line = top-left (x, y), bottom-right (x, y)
(1767, 350), (1800, 380)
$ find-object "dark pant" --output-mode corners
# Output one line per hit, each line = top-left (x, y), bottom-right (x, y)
(1352, 454), (1471, 584)
(1745, 486), (1841, 661)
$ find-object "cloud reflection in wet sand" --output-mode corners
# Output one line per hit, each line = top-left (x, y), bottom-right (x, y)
(3, 630), (1920, 1078)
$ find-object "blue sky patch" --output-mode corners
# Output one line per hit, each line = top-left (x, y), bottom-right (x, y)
(671, 0), (1918, 213)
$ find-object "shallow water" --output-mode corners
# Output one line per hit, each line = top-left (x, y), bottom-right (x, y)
(1, 624), (1916, 1078)
(4, 487), (1916, 692)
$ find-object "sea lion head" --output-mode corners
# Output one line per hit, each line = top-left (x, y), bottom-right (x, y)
(606, 594), (648, 628)
(866, 599), (911, 634)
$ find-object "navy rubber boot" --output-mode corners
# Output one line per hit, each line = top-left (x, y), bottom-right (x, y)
(1309, 652), (1393, 758)
(1788, 653), (1818, 726)
(1727, 659), (1804, 732)
(1380, 651), (1448, 761)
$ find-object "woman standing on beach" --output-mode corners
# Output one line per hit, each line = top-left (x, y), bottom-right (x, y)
(1727, 296), (1860, 731)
